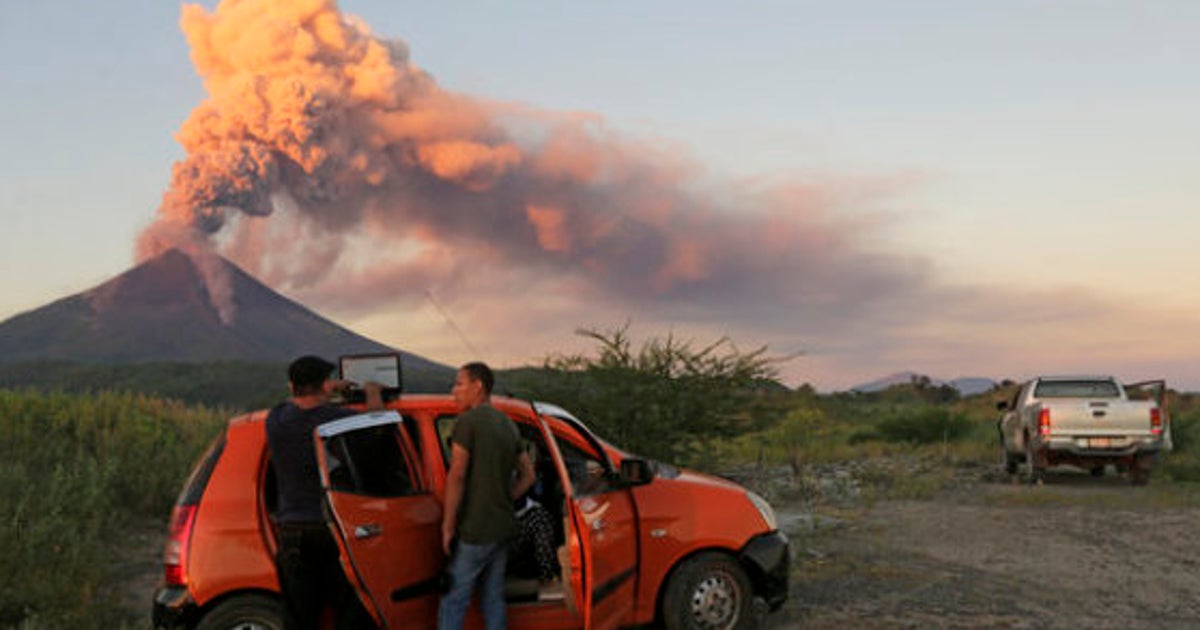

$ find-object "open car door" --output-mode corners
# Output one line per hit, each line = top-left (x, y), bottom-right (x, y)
(532, 404), (638, 630)
(1127, 380), (1171, 451)
(315, 411), (442, 630)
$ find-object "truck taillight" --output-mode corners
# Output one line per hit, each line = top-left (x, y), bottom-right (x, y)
(164, 504), (198, 586)
(1151, 408), (1163, 435)
(1038, 408), (1051, 436)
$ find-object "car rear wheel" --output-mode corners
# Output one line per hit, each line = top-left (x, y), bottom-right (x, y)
(195, 594), (283, 630)
(663, 552), (757, 630)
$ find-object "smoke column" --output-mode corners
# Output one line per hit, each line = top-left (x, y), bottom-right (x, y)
(140, 0), (918, 334)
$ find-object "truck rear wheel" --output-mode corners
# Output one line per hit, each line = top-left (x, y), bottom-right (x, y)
(195, 594), (283, 630)
(1024, 435), (1044, 485)
(663, 552), (756, 630)
(1130, 456), (1153, 486)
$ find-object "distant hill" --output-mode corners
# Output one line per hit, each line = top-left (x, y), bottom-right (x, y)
(851, 372), (997, 397)
(0, 249), (455, 395)
(948, 377), (1000, 397)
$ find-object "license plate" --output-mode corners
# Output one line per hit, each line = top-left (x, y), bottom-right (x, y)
(1089, 437), (1113, 448)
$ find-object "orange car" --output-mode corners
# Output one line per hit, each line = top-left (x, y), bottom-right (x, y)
(152, 395), (788, 629)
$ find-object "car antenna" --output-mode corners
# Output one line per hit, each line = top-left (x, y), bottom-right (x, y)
(425, 288), (485, 360)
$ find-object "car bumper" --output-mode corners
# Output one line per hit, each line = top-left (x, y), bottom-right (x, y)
(1040, 436), (1164, 457)
(152, 585), (199, 630)
(739, 530), (790, 611)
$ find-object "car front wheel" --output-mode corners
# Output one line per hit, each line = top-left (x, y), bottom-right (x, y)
(663, 552), (757, 630)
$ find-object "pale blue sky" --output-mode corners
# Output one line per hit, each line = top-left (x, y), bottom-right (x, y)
(1, 1), (1197, 388)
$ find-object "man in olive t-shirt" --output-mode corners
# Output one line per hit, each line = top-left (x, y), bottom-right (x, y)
(439, 362), (535, 630)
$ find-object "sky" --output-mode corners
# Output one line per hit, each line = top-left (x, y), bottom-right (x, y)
(0, 1), (1198, 391)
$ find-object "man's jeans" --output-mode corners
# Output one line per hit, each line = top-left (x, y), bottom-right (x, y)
(438, 541), (509, 630)
(275, 522), (366, 630)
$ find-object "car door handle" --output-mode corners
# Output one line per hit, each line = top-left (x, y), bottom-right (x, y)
(354, 524), (383, 539)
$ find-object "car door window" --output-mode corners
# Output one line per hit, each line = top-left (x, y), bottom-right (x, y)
(435, 413), (543, 470)
(323, 421), (422, 497)
(555, 439), (618, 497)
(436, 409), (616, 496)
(435, 414), (458, 468)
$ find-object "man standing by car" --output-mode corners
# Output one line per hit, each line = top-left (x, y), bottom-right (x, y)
(440, 362), (536, 630)
(267, 355), (382, 630)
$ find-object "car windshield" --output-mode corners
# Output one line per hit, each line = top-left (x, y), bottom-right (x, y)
(1033, 380), (1120, 398)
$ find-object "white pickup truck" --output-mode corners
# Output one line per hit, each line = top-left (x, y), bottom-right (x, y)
(997, 376), (1170, 485)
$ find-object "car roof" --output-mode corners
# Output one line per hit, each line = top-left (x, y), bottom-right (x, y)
(1035, 375), (1116, 382)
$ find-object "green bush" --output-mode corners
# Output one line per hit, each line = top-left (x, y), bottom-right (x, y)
(1167, 408), (1200, 454)
(870, 407), (975, 445)
(1159, 408), (1200, 482)
(0, 389), (224, 628)
(505, 324), (786, 466)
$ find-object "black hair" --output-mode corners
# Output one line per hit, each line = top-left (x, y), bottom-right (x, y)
(288, 355), (336, 396)
(460, 361), (494, 395)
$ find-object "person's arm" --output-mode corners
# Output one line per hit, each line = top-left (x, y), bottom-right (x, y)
(324, 378), (353, 396)
(442, 443), (470, 554)
(362, 381), (384, 411)
(511, 451), (535, 500)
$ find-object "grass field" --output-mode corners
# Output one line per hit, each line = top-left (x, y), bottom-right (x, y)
(0, 389), (224, 628)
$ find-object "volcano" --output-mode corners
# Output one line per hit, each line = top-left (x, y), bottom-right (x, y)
(0, 249), (449, 377)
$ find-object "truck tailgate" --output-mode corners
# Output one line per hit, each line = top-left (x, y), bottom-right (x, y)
(1041, 400), (1156, 436)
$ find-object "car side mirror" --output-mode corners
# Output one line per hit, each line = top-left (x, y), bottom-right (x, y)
(619, 458), (655, 486)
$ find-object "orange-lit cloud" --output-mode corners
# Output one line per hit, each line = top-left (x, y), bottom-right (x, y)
(524, 205), (571, 253)
(141, 0), (920, 319)
(145, 0), (1176, 389)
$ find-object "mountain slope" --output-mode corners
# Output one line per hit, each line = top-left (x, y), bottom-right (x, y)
(851, 372), (997, 396)
(0, 249), (451, 384)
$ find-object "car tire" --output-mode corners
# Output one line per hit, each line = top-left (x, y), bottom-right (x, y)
(195, 594), (284, 630)
(1130, 456), (1153, 486)
(1003, 451), (1019, 475)
(1024, 434), (1044, 486)
(663, 552), (756, 630)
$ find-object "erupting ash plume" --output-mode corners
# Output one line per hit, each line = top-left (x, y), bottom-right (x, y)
(140, 0), (922, 341)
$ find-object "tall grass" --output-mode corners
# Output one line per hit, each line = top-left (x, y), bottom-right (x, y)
(0, 389), (225, 628)
(1158, 407), (1200, 482)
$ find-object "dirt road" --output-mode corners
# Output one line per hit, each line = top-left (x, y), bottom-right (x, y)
(769, 469), (1200, 629)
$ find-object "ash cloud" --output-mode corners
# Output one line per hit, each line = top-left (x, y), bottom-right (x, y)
(139, 0), (945, 372)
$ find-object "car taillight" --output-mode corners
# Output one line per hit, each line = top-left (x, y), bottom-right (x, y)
(1151, 408), (1163, 435)
(164, 504), (198, 586)
(1038, 408), (1051, 437)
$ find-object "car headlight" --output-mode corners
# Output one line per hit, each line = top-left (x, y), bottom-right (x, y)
(746, 491), (778, 531)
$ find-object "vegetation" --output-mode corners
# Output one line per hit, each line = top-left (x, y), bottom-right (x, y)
(0, 389), (224, 628)
(0, 359), (456, 413)
(5, 329), (1200, 627)
(503, 323), (788, 466)
(0, 361), (287, 411)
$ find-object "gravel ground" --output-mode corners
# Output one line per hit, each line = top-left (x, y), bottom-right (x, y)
(768, 468), (1200, 629)
(126, 465), (1200, 629)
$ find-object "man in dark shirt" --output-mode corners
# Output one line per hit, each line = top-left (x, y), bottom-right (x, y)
(439, 362), (535, 630)
(267, 355), (382, 630)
